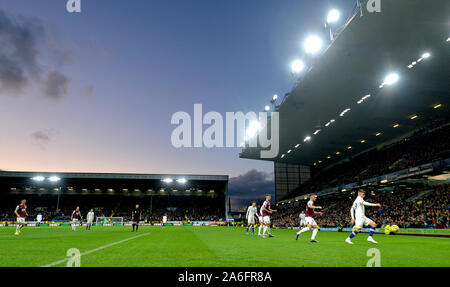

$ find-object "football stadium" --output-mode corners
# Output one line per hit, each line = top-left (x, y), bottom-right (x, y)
(0, 0), (449, 275)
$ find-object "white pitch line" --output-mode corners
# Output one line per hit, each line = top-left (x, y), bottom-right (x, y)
(41, 232), (150, 267)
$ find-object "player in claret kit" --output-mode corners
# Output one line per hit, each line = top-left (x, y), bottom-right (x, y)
(295, 194), (323, 243)
(14, 199), (28, 235)
(71, 206), (82, 231)
(260, 194), (277, 238)
(345, 190), (382, 244)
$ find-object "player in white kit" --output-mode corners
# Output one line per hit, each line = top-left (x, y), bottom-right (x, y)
(245, 202), (258, 235)
(36, 213), (43, 226)
(299, 210), (306, 227)
(86, 209), (94, 230)
(162, 215), (167, 226)
(345, 190), (382, 244)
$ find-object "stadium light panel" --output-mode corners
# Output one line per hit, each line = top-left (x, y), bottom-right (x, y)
(383, 73), (399, 85)
(421, 52), (430, 59)
(176, 178), (187, 184)
(281, 154), (285, 158)
(327, 9), (340, 23)
(393, 123), (400, 128)
(295, 143), (300, 148)
(304, 136), (311, 142)
(48, 176), (60, 182)
(162, 178), (173, 183)
(265, 105), (270, 111)
(447, 37), (450, 42)
(287, 149), (292, 153)
(291, 59), (304, 73)
(375, 132), (382, 136)
(304, 36), (322, 54)
(32, 176), (45, 182)
(273, 94), (278, 101)
(410, 115), (418, 120)
(313, 129), (320, 135)
(433, 104), (442, 109)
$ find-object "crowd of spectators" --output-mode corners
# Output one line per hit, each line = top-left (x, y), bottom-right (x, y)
(287, 124), (450, 198)
(272, 184), (449, 229)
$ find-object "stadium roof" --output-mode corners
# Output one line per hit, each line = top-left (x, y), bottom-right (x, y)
(240, 0), (450, 168)
(0, 171), (228, 182)
(0, 171), (228, 196)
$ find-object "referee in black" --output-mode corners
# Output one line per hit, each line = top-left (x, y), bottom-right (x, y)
(131, 204), (141, 232)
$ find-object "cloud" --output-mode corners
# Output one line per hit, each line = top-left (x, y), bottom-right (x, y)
(30, 129), (59, 149)
(31, 130), (51, 142)
(83, 85), (94, 97)
(41, 70), (69, 99)
(228, 169), (275, 211)
(0, 9), (70, 99)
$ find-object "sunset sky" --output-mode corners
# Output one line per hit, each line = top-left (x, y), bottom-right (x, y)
(0, 0), (355, 208)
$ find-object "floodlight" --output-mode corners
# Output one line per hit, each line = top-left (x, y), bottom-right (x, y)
(304, 36), (322, 54)
(32, 176), (45, 182)
(384, 73), (399, 85)
(291, 60), (304, 73)
(176, 178), (187, 184)
(327, 9), (340, 23)
(48, 176), (60, 182)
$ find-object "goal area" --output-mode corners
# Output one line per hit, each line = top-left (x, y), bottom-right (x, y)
(95, 217), (124, 226)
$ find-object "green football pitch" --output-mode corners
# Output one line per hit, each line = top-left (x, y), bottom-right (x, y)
(1, 226), (449, 267)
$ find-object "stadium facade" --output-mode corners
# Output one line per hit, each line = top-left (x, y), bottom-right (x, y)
(240, 0), (450, 202)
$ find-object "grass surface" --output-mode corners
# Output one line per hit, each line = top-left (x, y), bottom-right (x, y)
(1, 226), (449, 267)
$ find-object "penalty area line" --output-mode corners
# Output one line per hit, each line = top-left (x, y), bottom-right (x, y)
(41, 232), (151, 267)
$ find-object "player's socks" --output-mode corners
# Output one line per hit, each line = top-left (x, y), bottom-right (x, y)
(348, 230), (358, 239)
(252, 226), (255, 234)
(136, 225), (139, 232)
(369, 227), (375, 237)
(258, 224), (262, 235)
(296, 227), (310, 235)
(132, 224), (135, 232)
(246, 226), (250, 234)
(262, 226), (267, 236)
(311, 228), (318, 240)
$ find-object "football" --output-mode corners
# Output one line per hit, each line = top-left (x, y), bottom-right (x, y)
(391, 225), (400, 233)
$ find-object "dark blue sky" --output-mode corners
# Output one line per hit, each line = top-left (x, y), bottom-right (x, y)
(0, 0), (355, 195)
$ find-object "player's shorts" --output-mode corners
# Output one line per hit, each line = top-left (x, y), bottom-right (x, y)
(16, 217), (25, 224)
(305, 216), (317, 226)
(263, 216), (270, 225)
(258, 216), (262, 223)
(355, 216), (373, 228)
(87, 219), (93, 225)
(72, 219), (79, 224)
(247, 216), (255, 225)
(299, 219), (306, 226)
